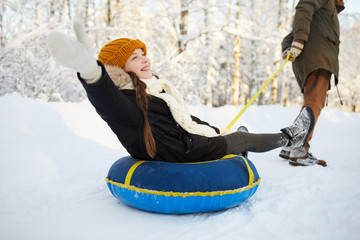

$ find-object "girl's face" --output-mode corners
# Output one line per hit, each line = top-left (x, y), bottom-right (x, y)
(123, 48), (152, 79)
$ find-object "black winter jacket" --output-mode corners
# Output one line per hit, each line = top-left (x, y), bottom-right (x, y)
(79, 63), (227, 162)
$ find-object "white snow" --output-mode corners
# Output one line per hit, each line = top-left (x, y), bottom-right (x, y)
(1, 93), (359, 240)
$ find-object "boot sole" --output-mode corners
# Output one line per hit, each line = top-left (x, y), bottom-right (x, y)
(279, 153), (290, 160)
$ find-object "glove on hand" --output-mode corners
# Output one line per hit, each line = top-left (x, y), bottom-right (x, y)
(47, 21), (100, 80)
(282, 40), (304, 61)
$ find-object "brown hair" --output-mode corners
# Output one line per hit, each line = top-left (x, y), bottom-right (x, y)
(127, 72), (156, 158)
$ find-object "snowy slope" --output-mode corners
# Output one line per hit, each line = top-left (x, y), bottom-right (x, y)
(1, 93), (359, 240)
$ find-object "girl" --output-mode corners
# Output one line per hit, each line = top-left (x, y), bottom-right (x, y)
(47, 22), (314, 163)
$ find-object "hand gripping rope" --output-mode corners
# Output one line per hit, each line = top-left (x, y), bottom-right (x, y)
(226, 53), (291, 130)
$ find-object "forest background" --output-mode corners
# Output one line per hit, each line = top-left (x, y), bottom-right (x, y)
(1, 0), (359, 112)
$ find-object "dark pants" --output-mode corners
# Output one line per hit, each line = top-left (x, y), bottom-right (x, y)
(224, 132), (289, 154)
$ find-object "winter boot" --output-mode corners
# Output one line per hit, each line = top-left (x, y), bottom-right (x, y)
(281, 107), (314, 148)
(279, 146), (307, 160)
(280, 146), (327, 167)
(237, 126), (249, 158)
(289, 151), (327, 167)
(279, 146), (292, 159)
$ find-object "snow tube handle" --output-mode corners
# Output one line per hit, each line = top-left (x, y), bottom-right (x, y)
(125, 160), (146, 186)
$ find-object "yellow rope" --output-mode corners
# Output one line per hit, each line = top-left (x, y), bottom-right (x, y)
(226, 53), (291, 130)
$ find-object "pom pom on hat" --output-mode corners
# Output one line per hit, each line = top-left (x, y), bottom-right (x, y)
(98, 38), (147, 68)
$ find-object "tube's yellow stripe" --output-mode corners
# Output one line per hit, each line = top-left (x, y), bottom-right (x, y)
(239, 156), (254, 186)
(105, 177), (261, 197)
(221, 154), (254, 185)
(221, 154), (239, 159)
(124, 160), (146, 186)
(122, 155), (254, 187)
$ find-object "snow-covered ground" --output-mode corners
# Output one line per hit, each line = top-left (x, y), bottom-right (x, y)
(1, 93), (359, 240)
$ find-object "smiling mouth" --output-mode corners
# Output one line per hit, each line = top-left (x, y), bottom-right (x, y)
(141, 66), (150, 71)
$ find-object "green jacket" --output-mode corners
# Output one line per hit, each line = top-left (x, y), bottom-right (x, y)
(282, 0), (343, 91)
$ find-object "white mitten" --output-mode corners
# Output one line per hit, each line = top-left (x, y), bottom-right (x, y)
(289, 40), (304, 58)
(282, 40), (304, 61)
(47, 21), (101, 81)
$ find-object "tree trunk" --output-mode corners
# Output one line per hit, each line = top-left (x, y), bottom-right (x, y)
(35, 0), (41, 26)
(0, 3), (4, 47)
(231, 0), (242, 105)
(283, 81), (290, 106)
(178, 0), (189, 53)
(83, 0), (89, 27)
(114, 0), (121, 16)
(202, 0), (211, 106)
(281, 0), (296, 106)
(67, 0), (71, 19)
(272, 0), (287, 104)
(61, 0), (68, 21)
(351, 90), (357, 112)
(107, 0), (111, 26)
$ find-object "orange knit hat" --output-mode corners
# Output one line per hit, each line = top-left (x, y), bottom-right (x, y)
(334, 0), (344, 6)
(98, 38), (147, 68)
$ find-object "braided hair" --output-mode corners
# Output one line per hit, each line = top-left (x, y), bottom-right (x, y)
(127, 72), (156, 158)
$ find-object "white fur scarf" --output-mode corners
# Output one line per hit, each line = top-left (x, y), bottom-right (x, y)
(105, 65), (219, 137)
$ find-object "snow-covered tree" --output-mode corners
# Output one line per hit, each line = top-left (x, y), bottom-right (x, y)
(0, 0), (358, 112)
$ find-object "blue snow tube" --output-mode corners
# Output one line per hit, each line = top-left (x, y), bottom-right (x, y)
(105, 154), (260, 214)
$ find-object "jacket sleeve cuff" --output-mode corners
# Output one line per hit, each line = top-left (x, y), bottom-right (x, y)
(78, 61), (107, 87)
(293, 33), (308, 42)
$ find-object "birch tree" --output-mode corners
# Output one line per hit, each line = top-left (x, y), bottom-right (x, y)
(178, 0), (189, 53)
(0, 3), (4, 47)
(0, 0), (358, 110)
(271, 0), (286, 104)
(231, 0), (242, 105)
